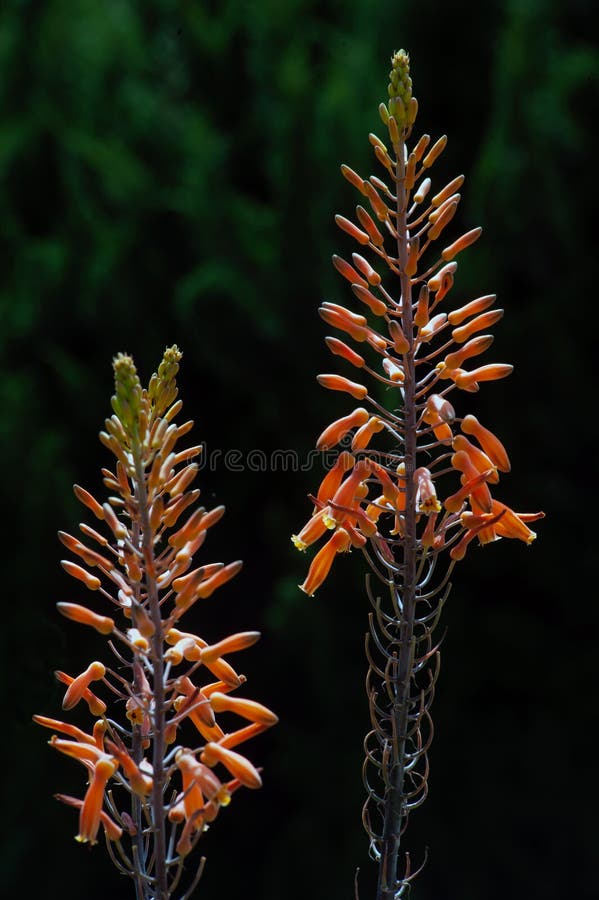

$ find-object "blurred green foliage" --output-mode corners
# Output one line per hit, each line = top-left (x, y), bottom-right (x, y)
(1, 0), (597, 898)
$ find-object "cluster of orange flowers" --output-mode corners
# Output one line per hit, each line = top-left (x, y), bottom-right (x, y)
(293, 50), (543, 597)
(34, 348), (276, 881)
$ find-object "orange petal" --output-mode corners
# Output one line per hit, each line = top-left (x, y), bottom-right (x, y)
(57, 603), (114, 635)
(324, 337), (365, 368)
(461, 415), (511, 472)
(447, 294), (496, 326)
(455, 364), (513, 391)
(441, 226), (482, 261)
(60, 561), (101, 591)
(332, 253), (368, 287)
(317, 374), (368, 400)
(291, 509), (330, 551)
(425, 394), (455, 423)
(351, 252), (381, 286)
(200, 632), (260, 665)
(444, 334), (494, 370)
(351, 283), (387, 316)
(209, 692), (278, 726)
(201, 743), (262, 789)
(60, 662), (106, 711)
(452, 435), (499, 484)
(451, 451), (493, 513)
(451, 309), (503, 344)
(76, 757), (117, 844)
(316, 408), (369, 451)
(33, 715), (94, 745)
(335, 214), (370, 245)
(299, 528), (351, 596)
(491, 501), (539, 544)
(315, 452), (355, 506)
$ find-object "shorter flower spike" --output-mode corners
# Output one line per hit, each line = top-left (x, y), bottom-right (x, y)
(37, 348), (277, 890)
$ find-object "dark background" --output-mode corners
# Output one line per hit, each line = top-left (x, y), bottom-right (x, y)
(1, 1), (597, 898)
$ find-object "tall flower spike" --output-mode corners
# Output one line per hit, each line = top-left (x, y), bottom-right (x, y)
(293, 50), (543, 898)
(35, 347), (277, 899)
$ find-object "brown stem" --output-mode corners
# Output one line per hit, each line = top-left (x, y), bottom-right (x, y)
(134, 455), (169, 899)
(131, 519), (148, 900)
(376, 133), (418, 900)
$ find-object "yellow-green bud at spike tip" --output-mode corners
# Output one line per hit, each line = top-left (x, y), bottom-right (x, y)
(112, 353), (142, 441)
(384, 49), (416, 134)
(149, 344), (183, 417)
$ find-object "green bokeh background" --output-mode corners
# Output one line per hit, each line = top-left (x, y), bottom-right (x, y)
(1, 1), (596, 898)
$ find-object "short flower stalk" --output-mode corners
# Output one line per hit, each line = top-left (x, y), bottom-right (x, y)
(35, 347), (277, 899)
(293, 51), (543, 899)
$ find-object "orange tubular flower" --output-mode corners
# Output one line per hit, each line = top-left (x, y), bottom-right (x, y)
(451, 451), (493, 513)
(425, 394), (455, 423)
(325, 336), (366, 368)
(105, 740), (153, 796)
(455, 444), (498, 492)
(220, 722), (270, 750)
(317, 373), (369, 400)
(414, 467), (441, 515)
(76, 757), (118, 844)
(60, 662), (106, 711)
(370, 461), (400, 507)
(316, 451), (355, 505)
(56, 603), (115, 635)
(209, 692), (279, 726)
(33, 715), (95, 745)
(444, 469), (495, 513)
(299, 527), (351, 596)
(291, 509), (330, 551)
(461, 414), (511, 472)
(451, 308), (504, 344)
(316, 408), (370, 451)
(176, 751), (208, 828)
(490, 501), (544, 544)
(36, 347), (276, 891)
(293, 49), (543, 891)
(49, 736), (105, 767)
(199, 631), (261, 664)
(61, 560), (101, 591)
(327, 459), (371, 517)
(55, 794), (122, 842)
(455, 363), (513, 392)
(352, 416), (385, 451)
(200, 742), (262, 789)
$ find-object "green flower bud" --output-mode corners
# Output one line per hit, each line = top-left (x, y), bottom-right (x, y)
(386, 49), (415, 133)
(112, 353), (142, 441)
(149, 344), (183, 417)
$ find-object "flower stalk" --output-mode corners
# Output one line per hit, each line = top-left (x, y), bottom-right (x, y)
(36, 346), (277, 899)
(293, 50), (543, 898)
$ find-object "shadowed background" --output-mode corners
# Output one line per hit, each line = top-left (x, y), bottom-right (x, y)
(1, 0), (597, 898)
